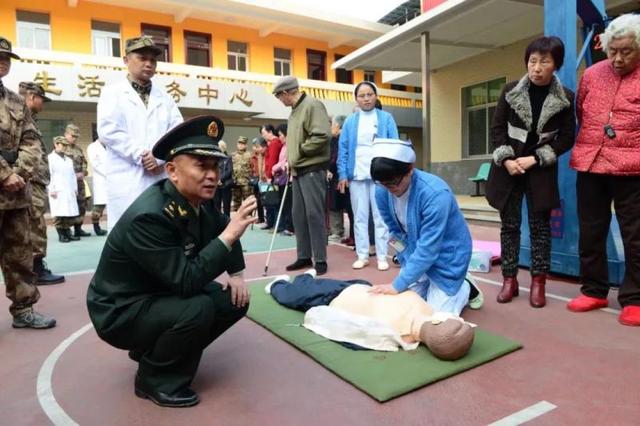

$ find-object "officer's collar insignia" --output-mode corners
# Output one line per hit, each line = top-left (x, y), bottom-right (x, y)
(163, 201), (177, 218)
(0, 39), (9, 50)
(177, 205), (188, 217)
(207, 121), (219, 138)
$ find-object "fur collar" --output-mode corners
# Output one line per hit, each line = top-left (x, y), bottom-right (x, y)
(504, 74), (570, 133)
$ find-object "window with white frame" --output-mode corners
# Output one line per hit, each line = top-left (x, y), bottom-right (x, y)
(92, 21), (121, 57)
(274, 48), (291, 76)
(462, 77), (506, 157)
(16, 10), (51, 50)
(227, 41), (248, 71)
(364, 70), (375, 83)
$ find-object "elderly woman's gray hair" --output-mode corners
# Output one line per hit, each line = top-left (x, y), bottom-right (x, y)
(332, 115), (347, 129)
(600, 13), (640, 52)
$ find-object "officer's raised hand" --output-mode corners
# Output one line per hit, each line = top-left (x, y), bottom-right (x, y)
(219, 195), (257, 245)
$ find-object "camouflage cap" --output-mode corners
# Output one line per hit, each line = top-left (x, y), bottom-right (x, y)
(65, 124), (80, 137)
(237, 136), (248, 144)
(53, 135), (69, 145)
(19, 81), (52, 102)
(125, 36), (162, 56)
(0, 36), (20, 60)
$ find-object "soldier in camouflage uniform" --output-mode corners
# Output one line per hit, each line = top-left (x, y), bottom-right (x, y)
(0, 37), (56, 329)
(231, 136), (253, 211)
(63, 123), (91, 237)
(18, 82), (65, 285)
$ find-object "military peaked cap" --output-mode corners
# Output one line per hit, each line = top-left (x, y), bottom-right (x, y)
(153, 115), (227, 161)
(0, 36), (20, 60)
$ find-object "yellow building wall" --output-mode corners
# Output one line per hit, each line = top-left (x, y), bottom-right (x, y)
(430, 37), (534, 162)
(1, 0), (363, 82)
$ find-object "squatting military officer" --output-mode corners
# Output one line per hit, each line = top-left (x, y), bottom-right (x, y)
(63, 123), (91, 237)
(87, 115), (257, 407)
(18, 81), (65, 285)
(0, 36), (56, 329)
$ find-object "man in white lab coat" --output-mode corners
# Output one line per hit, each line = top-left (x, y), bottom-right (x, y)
(87, 138), (108, 236)
(97, 35), (183, 229)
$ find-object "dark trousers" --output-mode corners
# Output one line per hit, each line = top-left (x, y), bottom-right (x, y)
(214, 187), (232, 217)
(118, 283), (247, 393)
(252, 182), (265, 223)
(499, 182), (551, 278)
(577, 172), (640, 306)
(292, 170), (327, 263)
(277, 183), (293, 232)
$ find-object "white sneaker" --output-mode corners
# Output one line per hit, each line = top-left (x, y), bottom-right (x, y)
(303, 268), (317, 279)
(352, 259), (369, 269)
(377, 260), (390, 271)
(328, 234), (342, 242)
(466, 274), (484, 310)
(264, 274), (290, 295)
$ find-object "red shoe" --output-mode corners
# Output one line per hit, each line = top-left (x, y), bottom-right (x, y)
(341, 237), (355, 247)
(619, 306), (640, 326)
(567, 295), (608, 312)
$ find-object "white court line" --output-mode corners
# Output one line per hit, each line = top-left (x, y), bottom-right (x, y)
(37, 323), (93, 426)
(489, 400), (557, 425)
(470, 275), (621, 315)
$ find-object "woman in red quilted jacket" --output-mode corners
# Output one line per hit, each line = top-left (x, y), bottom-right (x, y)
(567, 14), (640, 326)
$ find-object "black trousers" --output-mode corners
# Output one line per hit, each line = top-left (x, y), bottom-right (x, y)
(214, 187), (232, 217)
(499, 181), (551, 278)
(577, 172), (640, 306)
(117, 283), (247, 393)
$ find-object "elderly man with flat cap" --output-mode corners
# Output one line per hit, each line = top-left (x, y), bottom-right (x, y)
(0, 36), (56, 329)
(97, 35), (183, 230)
(18, 81), (65, 285)
(369, 139), (483, 315)
(273, 75), (331, 275)
(87, 115), (257, 407)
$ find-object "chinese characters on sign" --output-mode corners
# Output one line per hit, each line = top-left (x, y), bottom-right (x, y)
(34, 71), (62, 95)
(229, 88), (253, 106)
(78, 75), (105, 97)
(198, 84), (218, 105)
(166, 81), (187, 103)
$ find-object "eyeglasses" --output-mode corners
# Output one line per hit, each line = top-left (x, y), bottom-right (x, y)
(375, 175), (404, 187)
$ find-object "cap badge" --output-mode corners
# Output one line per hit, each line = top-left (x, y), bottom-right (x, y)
(0, 39), (10, 50)
(207, 121), (219, 138)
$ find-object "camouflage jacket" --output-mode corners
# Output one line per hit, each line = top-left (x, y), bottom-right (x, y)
(0, 87), (41, 210)
(231, 150), (253, 186)
(63, 143), (88, 178)
(31, 115), (50, 186)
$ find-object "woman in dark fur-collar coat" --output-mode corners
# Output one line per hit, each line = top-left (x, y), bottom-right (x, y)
(485, 36), (575, 308)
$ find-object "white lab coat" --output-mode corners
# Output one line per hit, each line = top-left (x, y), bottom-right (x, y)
(47, 152), (79, 217)
(87, 140), (107, 205)
(97, 78), (183, 229)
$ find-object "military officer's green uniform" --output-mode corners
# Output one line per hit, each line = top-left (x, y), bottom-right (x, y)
(0, 37), (55, 328)
(18, 82), (64, 285)
(87, 115), (247, 407)
(231, 136), (253, 211)
(62, 123), (91, 236)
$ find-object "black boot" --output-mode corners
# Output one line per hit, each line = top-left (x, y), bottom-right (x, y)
(93, 222), (107, 236)
(66, 228), (80, 241)
(57, 228), (71, 243)
(74, 224), (91, 237)
(33, 256), (65, 285)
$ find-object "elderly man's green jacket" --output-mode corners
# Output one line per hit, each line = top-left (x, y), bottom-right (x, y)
(86, 179), (244, 345)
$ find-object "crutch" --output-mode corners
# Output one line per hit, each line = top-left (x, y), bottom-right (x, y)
(263, 176), (290, 276)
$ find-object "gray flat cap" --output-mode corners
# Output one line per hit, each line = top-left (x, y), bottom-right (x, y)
(272, 76), (299, 94)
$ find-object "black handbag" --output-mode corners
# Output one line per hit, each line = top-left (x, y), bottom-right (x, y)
(260, 184), (280, 207)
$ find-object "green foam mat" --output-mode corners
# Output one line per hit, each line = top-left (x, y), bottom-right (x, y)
(247, 280), (522, 402)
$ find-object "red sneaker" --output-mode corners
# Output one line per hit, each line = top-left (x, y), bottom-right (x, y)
(567, 295), (608, 312)
(619, 306), (640, 326)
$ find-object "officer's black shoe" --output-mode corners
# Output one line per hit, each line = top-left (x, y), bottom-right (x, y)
(128, 350), (143, 362)
(285, 258), (313, 271)
(315, 261), (328, 276)
(65, 229), (80, 241)
(93, 223), (108, 236)
(34, 256), (65, 285)
(74, 224), (91, 237)
(134, 375), (199, 408)
(57, 228), (71, 243)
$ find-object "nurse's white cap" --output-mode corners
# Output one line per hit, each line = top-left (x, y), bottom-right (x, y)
(371, 138), (415, 164)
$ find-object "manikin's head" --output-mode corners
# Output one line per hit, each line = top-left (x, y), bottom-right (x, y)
(419, 317), (475, 361)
